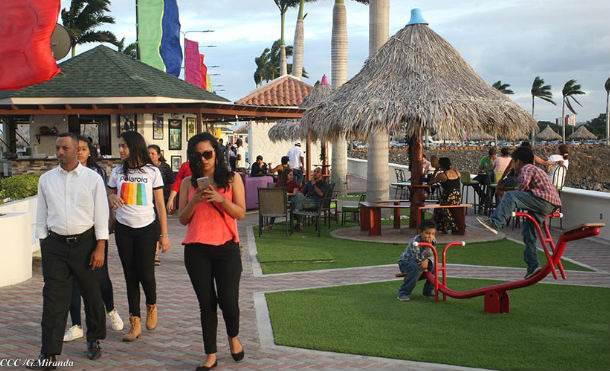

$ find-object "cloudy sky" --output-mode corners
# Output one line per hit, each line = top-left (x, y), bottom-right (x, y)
(60, 0), (610, 123)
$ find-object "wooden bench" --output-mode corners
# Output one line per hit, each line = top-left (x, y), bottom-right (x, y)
(359, 200), (445, 236)
(417, 204), (472, 235)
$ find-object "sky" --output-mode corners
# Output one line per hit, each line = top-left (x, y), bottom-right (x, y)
(59, 0), (610, 123)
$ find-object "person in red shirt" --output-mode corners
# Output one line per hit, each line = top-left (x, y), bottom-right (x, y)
(478, 146), (562, 279)
(166, 161), (192, 214)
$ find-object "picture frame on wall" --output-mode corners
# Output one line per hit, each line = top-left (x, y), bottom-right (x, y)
(170, 155), (182, 172)
(117, 114), (137, 137)
(186, 117), (197, 140)
(168, 119), (182, 150)
(153, 114), (164, 140)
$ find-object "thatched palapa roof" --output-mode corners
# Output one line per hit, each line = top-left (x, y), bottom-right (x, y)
(301, 9), (537, 140)
(568, 125), (597, 140)
(536, 125), (562, 141)
(268, 75), (333, 142)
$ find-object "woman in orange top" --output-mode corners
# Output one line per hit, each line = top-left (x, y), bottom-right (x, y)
(178, 132), (246, 371)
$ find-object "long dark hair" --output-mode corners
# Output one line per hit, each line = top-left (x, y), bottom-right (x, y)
(277, 168), (293, 187)
(77, 135), (101, 171)
(120, 131), (151, 175)
(147, 144), (166, 163)
(439, 157), (452, 170)
(188, 132), (233, 190)
(558, 144), (569, 160)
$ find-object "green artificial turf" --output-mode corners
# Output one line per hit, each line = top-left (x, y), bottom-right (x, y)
(266, 279), (609, 371)
(254, 222), (589, 274)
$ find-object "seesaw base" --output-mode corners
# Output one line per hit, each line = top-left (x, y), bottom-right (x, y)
(484, 290), (510, 313)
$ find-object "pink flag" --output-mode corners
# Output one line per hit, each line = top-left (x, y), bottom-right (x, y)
(184, 38), (201, 87)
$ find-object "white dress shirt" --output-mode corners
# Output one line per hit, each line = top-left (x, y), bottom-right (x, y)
(36, 162), (109, 240)
(287, 145), (303, 169)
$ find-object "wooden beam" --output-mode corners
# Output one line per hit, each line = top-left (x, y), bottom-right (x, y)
(38, 105), (46, 111)
(10, 105), (18, 110)
(196, 112), (202, 133)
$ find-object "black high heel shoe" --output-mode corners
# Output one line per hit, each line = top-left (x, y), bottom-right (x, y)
(195, 360), (217, 371)
(231, 350), (244, 362)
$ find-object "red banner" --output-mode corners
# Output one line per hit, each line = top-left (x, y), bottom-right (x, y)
(200, 54), (208, 90)
(0, 0), (61, 91)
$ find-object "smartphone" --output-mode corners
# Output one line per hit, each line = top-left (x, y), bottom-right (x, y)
(197, 176), (210, 189)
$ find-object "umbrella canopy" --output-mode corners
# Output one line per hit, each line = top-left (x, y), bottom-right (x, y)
(269, 75), (334, 142)
(536, 125), (562, 141)
(569, 125), (597, 140)
(268, 119), (305, 142)
(301, 11), (536, 141)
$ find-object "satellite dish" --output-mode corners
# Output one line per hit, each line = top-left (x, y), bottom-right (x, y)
(51, 24), (71, 60)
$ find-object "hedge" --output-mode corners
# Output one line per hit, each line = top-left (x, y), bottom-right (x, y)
(0, 174), (40, 203)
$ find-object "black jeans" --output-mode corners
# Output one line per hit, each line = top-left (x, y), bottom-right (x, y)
(40, 229), (106, 355)
(69, 241), (115, 325)
(184, 240), (242, 354)
(115, 221), (158, 317)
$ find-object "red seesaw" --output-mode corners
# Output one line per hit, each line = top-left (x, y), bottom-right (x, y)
(414, 212), (605, 313)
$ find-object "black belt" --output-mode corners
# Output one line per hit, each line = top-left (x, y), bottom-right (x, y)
(49, 228), (94, 245)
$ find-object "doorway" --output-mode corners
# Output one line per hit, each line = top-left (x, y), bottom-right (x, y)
(68, 115), (111, 155)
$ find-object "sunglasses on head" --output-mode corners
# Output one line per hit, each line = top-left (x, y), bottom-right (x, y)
(192, 150), (214, 160)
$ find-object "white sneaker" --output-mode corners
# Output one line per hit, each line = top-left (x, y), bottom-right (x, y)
(63, 325), (83, 342)
(108, 309), (124, 331)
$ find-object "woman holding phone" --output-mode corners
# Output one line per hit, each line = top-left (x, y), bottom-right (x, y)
(107, 131), (170, 342)
(178, 132), (246, 371)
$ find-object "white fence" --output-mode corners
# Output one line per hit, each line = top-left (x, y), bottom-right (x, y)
(0, 196), (37, 287)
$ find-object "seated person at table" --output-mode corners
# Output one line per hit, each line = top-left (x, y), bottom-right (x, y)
(269, 156), (291, 179)
(293, 168), (328, 230)
(472, 147), (496, 203)
(493, 147), (511, 175)
(250, 155), (268, 177)
(262, 169), (299, 231)
(478, 146), (562, 279)
(422, 154), (432, 176)
(546, 144), (569, 185)
(429, 157), (461, 234)
(425, 155), (440, 196)
(397, 220), (437, 302)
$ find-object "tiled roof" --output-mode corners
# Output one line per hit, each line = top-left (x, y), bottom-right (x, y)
(0, 45), (229, 102)
(235, 75), (313, 107)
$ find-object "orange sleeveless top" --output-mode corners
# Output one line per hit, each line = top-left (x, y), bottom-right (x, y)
(182, 185), (239, 246)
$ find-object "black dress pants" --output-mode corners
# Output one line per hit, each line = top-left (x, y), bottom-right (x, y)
(40, 229), (106, 355)
(184, 240), (242, 354)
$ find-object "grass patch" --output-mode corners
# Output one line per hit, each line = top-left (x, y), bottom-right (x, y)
(266, 279), (609, 370)
(337, 195), (361, 201)
(254, 222), (589, 274)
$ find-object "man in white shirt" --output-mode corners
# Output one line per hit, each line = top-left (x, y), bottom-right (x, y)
(28, 133), (109, 369)
(287, 141), (304, 186)
(235, 138), (246, 172)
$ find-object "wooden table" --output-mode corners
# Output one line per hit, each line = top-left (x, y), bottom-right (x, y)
(359, 200), (410, 236)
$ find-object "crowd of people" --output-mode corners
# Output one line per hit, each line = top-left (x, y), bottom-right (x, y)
(31, 132), (245, 371)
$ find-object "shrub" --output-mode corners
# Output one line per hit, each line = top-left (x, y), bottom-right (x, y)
(0, 174), (40, 202)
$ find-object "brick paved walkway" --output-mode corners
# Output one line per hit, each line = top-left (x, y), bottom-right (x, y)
(0, 211), (607, 370)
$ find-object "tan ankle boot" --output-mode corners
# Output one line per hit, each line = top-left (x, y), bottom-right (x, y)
(122, 314), (141, 342)
(146, 304), (157, 330)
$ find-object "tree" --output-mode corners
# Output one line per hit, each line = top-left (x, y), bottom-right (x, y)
(584, 113), (607, 138)
(367, 0), (390, 205)
(117, 38), (138, 59)
(561, 79), (586, 143)
(253, 40), (308, 86)
(291, 0), (319, 79)
(492, 80), (514, 94)
(61, 0), (119, 57)
(273, 0), (301, 76)
(330, 0), (369, 195)
(605, 77), (610, 146)
(530, 76), (556, 145)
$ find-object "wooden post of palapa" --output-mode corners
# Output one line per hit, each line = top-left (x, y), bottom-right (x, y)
(409, 128), (424, 229)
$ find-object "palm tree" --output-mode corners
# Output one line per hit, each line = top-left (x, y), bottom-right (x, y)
(330, 0), (369, 195)
(561, 79), (586, 143)
(253, 40), (307, 87)
(291, 0), (318, 79)
(254, 48), (271, 87)
(530, 76), (556, 145)
(61, 0), (119, 57)
(274, 0), (300, 76)
(605, 77), (610, 146)
(117, 38), (138, 59)
(366, 0), (390, 204)
(492, 80), (514, 94)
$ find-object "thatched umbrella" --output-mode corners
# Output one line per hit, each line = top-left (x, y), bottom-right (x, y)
(268, 75), (334, 179)
(569, 125), (597, 140)
(302, 8), (537, 227)
(536, 125), (562, 141)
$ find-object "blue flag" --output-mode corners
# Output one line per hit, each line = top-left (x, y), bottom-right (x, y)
(160, 0), (182, 77)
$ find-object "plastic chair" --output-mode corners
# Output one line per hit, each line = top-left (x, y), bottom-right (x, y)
(341, 193), (366, 225)
(549, 165), (568, 229)
(258, 188), (289, 236)
(460, 171), (478, 214)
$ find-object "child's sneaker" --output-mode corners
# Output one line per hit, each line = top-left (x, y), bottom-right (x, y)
(524, 266), (542, 279)
(396, 295), (410, 302)
(477, 217), (498, 235)
(63, 324), (83, 342)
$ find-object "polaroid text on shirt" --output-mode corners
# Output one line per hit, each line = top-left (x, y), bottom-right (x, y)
(119, 175), (149, 183)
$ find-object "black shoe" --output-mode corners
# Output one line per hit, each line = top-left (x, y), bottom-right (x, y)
(195, 360), (217, 371)
(26, 354), (57, 370)
(86, 340), (101, 360)
(231, 350), (245, 362)
(524, 266), (542, 279)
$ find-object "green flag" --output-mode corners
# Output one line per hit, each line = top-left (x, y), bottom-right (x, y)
(138, 0), (165, 71)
